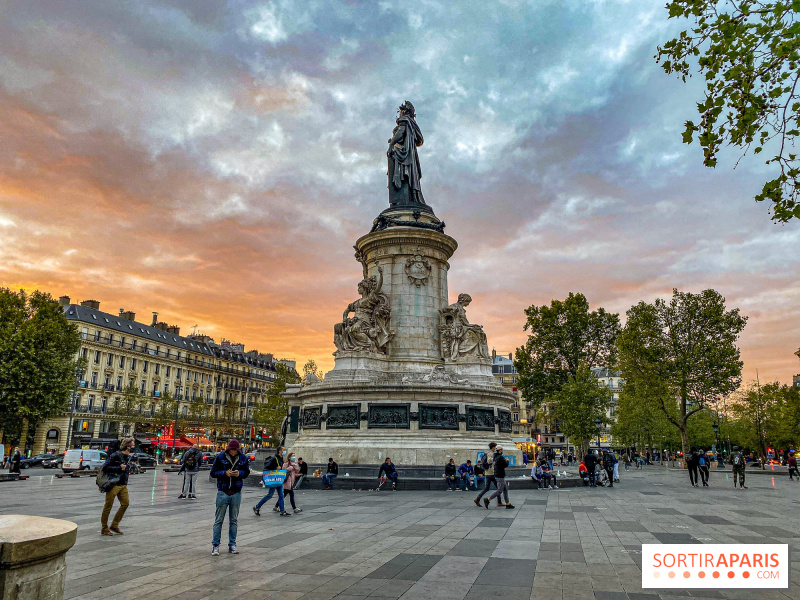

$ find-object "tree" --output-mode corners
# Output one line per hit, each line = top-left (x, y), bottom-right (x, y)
(153, 391), (178, 432)
(0, 289), (82, 443)
(514, 292), (620, 415)
(302, 359), (323, 381)
(188, 394), (209, 424)
(611, 379), (677, 452)
(617, 288), (747, 462)
(253, 363), (300, 439)
(552, 368), (612, 456)
(730, 380), (800, 461)
(657, 0), (800, 222)
(107, 383), (146, 428)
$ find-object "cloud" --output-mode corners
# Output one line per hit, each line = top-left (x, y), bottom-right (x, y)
(0, 1), (798, 382)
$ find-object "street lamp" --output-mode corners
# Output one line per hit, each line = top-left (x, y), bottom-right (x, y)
(712, 421), (724, 468)
(595, 417), (602, 450)
(64, 367), (84, 451)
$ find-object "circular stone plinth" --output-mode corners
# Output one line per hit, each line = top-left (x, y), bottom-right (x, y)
(0, 515), (77, 569)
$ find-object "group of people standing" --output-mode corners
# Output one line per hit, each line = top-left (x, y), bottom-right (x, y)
(578, 449), (619, 487)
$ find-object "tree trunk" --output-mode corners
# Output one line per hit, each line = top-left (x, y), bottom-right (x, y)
(679, 421), (690, 469)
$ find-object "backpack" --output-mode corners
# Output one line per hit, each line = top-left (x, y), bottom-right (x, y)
(184, 451), (197, 470)
(698, 456), (706, 466)
(733, 454), (743, 467)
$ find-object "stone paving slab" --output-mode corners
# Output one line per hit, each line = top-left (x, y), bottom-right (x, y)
(2, 466), (800, 599)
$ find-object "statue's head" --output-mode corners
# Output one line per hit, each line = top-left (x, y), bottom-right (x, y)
(398, 100), (416, 118)
(358, 276), (378, 295)
(457, 293), (472, 306)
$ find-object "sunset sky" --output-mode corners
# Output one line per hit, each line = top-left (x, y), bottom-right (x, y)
(1, 1), (798, 383)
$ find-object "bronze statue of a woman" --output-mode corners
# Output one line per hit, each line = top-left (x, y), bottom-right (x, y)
(387, 100), (426, 207)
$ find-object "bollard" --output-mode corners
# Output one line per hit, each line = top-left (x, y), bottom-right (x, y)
(0, 515), (77, 600)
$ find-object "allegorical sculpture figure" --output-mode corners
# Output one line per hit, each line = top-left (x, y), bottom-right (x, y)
(387, 100), (426, 207)
(334, 266), (394, 354)
(440, 293), (490, 361)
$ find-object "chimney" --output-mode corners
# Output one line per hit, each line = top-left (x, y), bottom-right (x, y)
(58, 296), (71, 308)
(121, 310), (136, 321)
(167, 325), (180, 335)
(80, 299), (100, 310)
(508, 353), (512, 361)
(119, 309), (124, 317)
(151, 312), (158, 326)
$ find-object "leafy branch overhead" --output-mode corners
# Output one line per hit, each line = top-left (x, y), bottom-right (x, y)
(657, 0), (800, 221)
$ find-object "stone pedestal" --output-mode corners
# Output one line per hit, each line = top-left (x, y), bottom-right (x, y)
(285, 208), (519, 465)
(0, 515), (77, 600)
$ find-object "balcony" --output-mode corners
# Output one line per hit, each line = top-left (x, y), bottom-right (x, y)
(102, 384), (115, 391)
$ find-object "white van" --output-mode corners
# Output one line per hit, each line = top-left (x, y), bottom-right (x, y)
(63, 449), (107, 472)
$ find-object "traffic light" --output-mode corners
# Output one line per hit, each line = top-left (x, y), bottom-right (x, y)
(156, 428), (162, 437)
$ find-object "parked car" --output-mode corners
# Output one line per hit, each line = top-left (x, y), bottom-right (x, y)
(133, 453), (156, 468)
(20, 453), (56, 468)
(42, 455), (64, 469)
(200, 452), (215, 465)
(63, 449), (108, 472)
(246, 451), (256, 462)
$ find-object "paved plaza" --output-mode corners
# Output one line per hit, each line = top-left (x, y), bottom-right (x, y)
(2, 466), (800, 600)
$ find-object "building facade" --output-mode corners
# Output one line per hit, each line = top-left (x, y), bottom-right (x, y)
(32, 297), (289, 454)
(590, 367), (623, 450)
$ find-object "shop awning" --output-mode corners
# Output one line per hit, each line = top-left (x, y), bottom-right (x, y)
(183, 436), (214, 446)
(148, 438), (192, 448)
(134, 436), (152, 446)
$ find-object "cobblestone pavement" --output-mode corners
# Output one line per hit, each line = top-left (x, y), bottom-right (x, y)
(2, 466), (799, 600)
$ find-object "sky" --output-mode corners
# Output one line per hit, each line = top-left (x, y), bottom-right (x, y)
(1, 1), (798, 383)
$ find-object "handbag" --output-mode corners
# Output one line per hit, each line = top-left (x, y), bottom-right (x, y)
(96, 470), (121, 493)
(261, 469), (287, 488)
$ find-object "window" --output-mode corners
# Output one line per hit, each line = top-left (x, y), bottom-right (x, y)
(80, 347), (88, 359)
(176, 368), (182, 380)
(90, 372), (98, 387)
(120, 336), (125, 347)
(166, 349), (171, 359)
(152, 382), (158, 395)
(182, 406), (187, 417)
(163, 383), (169, 394)
(131, 358), (137, 370)
(499, 376), (504, 383)
(140, 380), (146, 394)
(81, 327), (88, 340)
(143, 361), (148, 373)
(149, 404), (155, 417)
(94, 330), (101, 341)
(513, 413), (519, 422)
(132, 339), (138, 351)
(165, 366), (171, 378)
(93, 350), (101, 364)
(88, 395), (94, 410)
(118, 355), (124, 368)
(116, 376), (122, 391)
(73, 419), (94, 433)
(104, 375), (111, 387)
(106, 353), (113, 367)
(154, 363), (160, 376)
(143, 343), (148, 354)
(101, 397), (107, 412)
(108, 333), (114, 345)
(128, 378), (134, 389)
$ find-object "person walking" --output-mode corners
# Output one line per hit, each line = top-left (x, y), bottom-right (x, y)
(8, 449), (21, 474)
(100, 437), (135, 536)
(686, 447), (699, 487)
(624, 453), (632, 472)
(253, 452), (288, 516)
(612, 453), (620, 482)
(210, 439), (250, 555)
(583, 451), (598, 487)
(485, 446), (514, 509)
(788, 450), (798, 480)
(378, 457), (398, 490)
(601, 450), (615, 488)
(294, 457), (308, 489)
(698, 449), (710, 487)
(282, 451), (302, 513)
(474, 442), (498, 507)
(322, 458), (338, 490)
(458, 460), (474, 491)
(178, 443), (201, 499)
(731, 447), (747, 489)
(444, 458), (458, 491)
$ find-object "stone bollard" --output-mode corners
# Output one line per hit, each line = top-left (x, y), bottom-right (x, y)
(0, 515), (77, 600)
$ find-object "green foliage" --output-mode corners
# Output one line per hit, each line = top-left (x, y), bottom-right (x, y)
(552, 368), (612, 453)
(657, 0), (800, 222)
(611, 379), (676, 448)
(617, 288), (747, 458)
(302, 359), (323, 380)
(153, 390), (178, 429)
(0, 289), (82, 436)
(514, 293), (620, 414)
(252, 363), (300, 436)
(729, 380), (800, 454)
(107, 383), (145, 423)
(189, 394), (209, 423)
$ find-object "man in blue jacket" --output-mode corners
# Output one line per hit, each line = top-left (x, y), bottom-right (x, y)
(210, 439), (250, 556)
(458, 460), (474, 491)
(378, 457), (398, 491)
